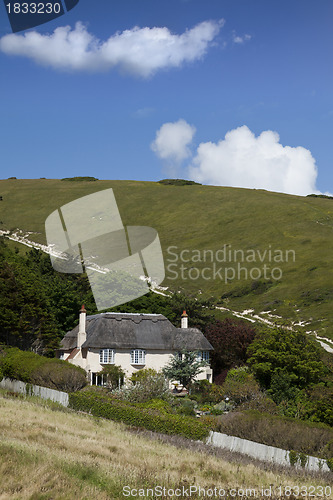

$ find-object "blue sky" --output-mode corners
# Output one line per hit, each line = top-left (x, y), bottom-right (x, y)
(0, 0), (332, 195)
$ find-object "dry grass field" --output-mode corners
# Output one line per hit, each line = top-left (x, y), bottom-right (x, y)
(0, 392), (332, 499)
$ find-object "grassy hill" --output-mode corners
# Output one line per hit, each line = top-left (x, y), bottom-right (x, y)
(1, 178), (333, 337)
(0, 392), (331, 499)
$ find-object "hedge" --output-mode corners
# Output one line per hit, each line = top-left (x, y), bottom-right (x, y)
(69, 391), (210, 441)
(0, 347), (87, 392)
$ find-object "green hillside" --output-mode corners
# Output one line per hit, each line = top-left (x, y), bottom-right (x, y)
(1, 178), (333, 337)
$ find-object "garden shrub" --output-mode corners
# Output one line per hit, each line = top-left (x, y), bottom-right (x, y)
(174, 398), (197, 417)
(69, 390), (209, 441)
(130, 368), (158, 386)
(118, 369), (172, 404)
(137, 398), (172, 413)
(0, 347), (87, 392)
(98, 365), (125, 390)
(222, 366), (262, 405)
(32, 361), (87, 392)
(191, 380), (224, 405)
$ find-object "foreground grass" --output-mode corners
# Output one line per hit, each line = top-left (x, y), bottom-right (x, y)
(0, 393), (332, 499)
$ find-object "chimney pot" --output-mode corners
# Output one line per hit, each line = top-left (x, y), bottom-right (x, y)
(181, 310), (188, 329)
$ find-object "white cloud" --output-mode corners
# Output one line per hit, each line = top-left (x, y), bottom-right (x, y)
(0, 20), (223, 77)
(151, 119), (196, 163)
(188, 125), (318, 196)
(151, 121), (319, 195)
(232, 32), (252, 44)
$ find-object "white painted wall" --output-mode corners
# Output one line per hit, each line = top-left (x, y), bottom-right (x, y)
(66, 348), (212, 383)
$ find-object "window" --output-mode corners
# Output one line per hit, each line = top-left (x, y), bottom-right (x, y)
(197, 351), (210, 362)
(99, 349), (115, 364)
(130, 349), (146, 365)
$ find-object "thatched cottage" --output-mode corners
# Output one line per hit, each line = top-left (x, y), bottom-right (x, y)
(58, 307), (213, 385)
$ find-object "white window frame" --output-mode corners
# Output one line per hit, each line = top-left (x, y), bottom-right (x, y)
(197, 351), (210, 362)
(130, 349), (146, 365)
(99, 348), (115, 364)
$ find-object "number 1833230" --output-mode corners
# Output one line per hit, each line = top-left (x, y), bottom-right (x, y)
(6, 2), (62, 14)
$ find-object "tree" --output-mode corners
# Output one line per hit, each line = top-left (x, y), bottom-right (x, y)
(163, 350), (207, 390)
(169, 293), (215, 330)
(0, 240), (97, 355)
(247, 327), (327, 399)
(205, 318), (256, 377)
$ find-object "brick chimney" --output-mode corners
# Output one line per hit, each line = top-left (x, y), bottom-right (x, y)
(77, 305), (86, 348)
(181, 310), (188, 329)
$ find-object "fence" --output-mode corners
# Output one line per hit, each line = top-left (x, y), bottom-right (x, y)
(0, 377), (69, 407)
(207, 431), (330, 472)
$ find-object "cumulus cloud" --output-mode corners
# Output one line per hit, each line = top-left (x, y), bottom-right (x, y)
(151, 121), (319, 196)
(151, 119), (196, 163)
(188, 125), (317, 196)
(0, 20), (223, 77)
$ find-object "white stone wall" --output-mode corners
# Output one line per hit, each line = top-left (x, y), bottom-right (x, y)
(206, 431), (330, 472)
(0, 377), (69, 407)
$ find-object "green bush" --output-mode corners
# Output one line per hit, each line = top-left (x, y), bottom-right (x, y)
(288, 450), (299, 467)
(191, 380), (224, 405)
(326, 458), (333, 471)
(0, 347), (87, 392)
(288, 450), (308, 468)
(130, 368), (158, 385)
(138, 398), (172, 414)
(117, 369), (172, 404)
(222, 367), (262, 406)
(61, 176), (98, 182)
(174, 398), (197, 417)
(69, 390), (209, 441)
(98, 365), (125, 390)
(158, 179), (201, 186)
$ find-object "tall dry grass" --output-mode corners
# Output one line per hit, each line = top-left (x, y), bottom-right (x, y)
(0, 392), (332, 499)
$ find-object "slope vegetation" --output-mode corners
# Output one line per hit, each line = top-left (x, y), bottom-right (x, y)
(1, 179), (333, 336)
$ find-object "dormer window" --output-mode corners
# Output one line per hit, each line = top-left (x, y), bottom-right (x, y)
(130, 349), (146, 365)
(99, 349), (115, 364)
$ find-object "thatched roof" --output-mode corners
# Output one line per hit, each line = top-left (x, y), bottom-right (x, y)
(60, 312), (213, 352)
